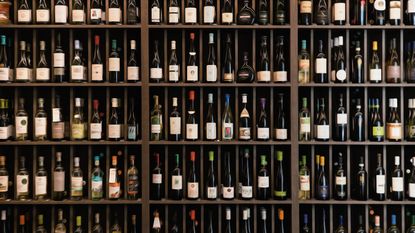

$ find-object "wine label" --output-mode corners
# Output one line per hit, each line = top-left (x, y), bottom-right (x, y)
(389, 1), (401, 20)
(242, 186), (253, 198)
(16, 67), (30, 81)
(275, 128), (288, 140)
(72, 9), (84, 23)
(372, 126), (384, 136)
(187, 65), (198, 82)
(315, 58), (327, 74)
(222, 123), (233, 140)
(336, 69), (347, 81)
(36, 68), (50, 81)
(300, 117), (311, 133)
(316, 125), (330, 139)
(258, 176), (270, 188)
(109, 168), (117, 183)
(257, 127), (270, 140)
(409, 0), (415, 13)
(91, 64), (103, 81)
(370, 68), (382, 81)
(127, 125), (137, 140)
(108, 124), (121, 139)
(36, 9), (50, 23)
(35, 176), (47, 195)
(152, 174), (162, 184)
(187, 182), (199, 198)
(376, 175), (385, 193)
(392, 177), (404, 192)
(109, 58), (120, 72)
(0, 175), (8, 192)
(71, 65), (84, 80)
(128, 174), (139, 195)
(300, 175), (310, 191)
(90, 8), (102, 20)
(335, 176), (347, 185)
(0, 127), (7, 140)
(222, 12), (233, 23)
(91, 179), (103, 194)
(257, 71), (271, 82)
(300, 1), (312, 13)
(169, 7), (180, 23)
(408, 125), (415, 139)
(109, 185), (121, 198)
(387, 65), (401, 80)
(186, 123), (198, 140)
(18, 9), (32, 23)
(90, 123), (102, 139)
(336, 113), (348, 125)
(409, 183), (415, 198)
(169, 117), (181, 135)
(108, 8), (121, 23)
(185, 7), (197, 23)
(374, 0), (386, 11)
(206, 65), (217, 82)
(318, 185), (328, 198)
(274, 190), (287, 197)
(52, 108), (62, 123)
(239, 127), (251, 140)
(71, 176), (83, 196)
(169, 65), (179, 82)
(274, 71), (288, 82)
(54, 53), (65, 67)
(15, 116), (28, 135)
(334, 3), (346, 21)
(53, 171), (65, 192)
(207, 187), (217, 199)
(0, 68), (10, 81)
(151, 67), (163, 80)
(172, 175), (182, 190)
(151, 7), (161, 23)
(52, 122), (65, 139)
(128, 66), (140, 81)
(386, 123), (402, 140)
(16, 175), (29, 193)
(72, 123), (85, 139)
(35, 117), (47, 137)
(54, 5), (67, 23)
(222, 186), (234, 199)
(203, 6), (215, 23)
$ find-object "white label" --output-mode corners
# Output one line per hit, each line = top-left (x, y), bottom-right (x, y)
(150, 68), (163, 80)
(169, 65), (179, 82)
(374, 0), (386, 11)
(206, 65), (217, 82)
(91, 64), (103, 81)
(300, 175), (310, 191)
(153, 218), (161, 229)
(257, 71), (271, 82)
(54, 5), (67, 23)
(239, 127), (251, 140)
(36, 68), (50, 81)
(257, 127), (270, 140)
(171, 175), (182, 190)
(54, 53), (65, 67)
(16, 67), (29, 81)
(91, 180), (102, 192)
(222, 13), (233, 23)
(370, 68), (382, 81)
(315, 58), (327, 74)
(275, 128), (288, 140)
(109, 185), (120, 197)
(18, 9), (32, 22)
(316, 125), (330, 139)
(0, 176), (8, 192)
(392, 177), (404, 192)
(300, 1), (312, 13)
(15, 116), (28, 135)
(71, 65), (84, 80)
(186, 124), (198, 139)
(90, 8), (102, 20)
(222, 186), (234, 199)
(0, 68), (10, 81)
(187, 66), (198, 82)
(53, 171), (65, 192)
(207, 187), (217, 198)
(223, 123), (233, 140)
(409, 183), (415, 197)
(35, 117), (47, 136)
(36, 9), (50, 22)
(108, 168), (116, 183)
(258, 176), (270, 188)
(169, 7), (180, 23)
(204, 6), (215, 23)
(336, 113), (348, 125)
(185, 7), (197, 23)
(151, 7), (161, 22)
(206, 122), (216, 140)
(151, 124), (161, 134)
(335, 176), (347, 185)
(72, 9), (84, 22)
(169, 117), (181, 135)
(387, 123), (402, 139)
(71, 177), (83, 194)
(128, 66), (139, 81)
(300, 117), (311, 133)
(409, 0), (415, 13)
(52, 108), (61, 122)
(334, 3), (346, 21)
(273, 71), (287, 82)
(35, 176), (47, 195)
(108, 124), (121, 139)
(0, 127), (7, 139)
(152, 174), (162, 184)
(187, 182), (199, 198)
(376, 175), (385, 194)
(16, 175), (29, 193)
(389, 1), (401, 19)
(109, 58), (120, 72)
(242, 186), (253, 198)
(336, 69), (347, 81)
(90, 123), (102, 139)
(108, 8), (121, 23)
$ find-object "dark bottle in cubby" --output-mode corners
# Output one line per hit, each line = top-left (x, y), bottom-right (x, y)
(368, 0), (386, 25)
(355, 156), (368, 200)
(53, 152), (65, 201)
(239, 93), (252, 140)
(168, 0), (180, 24)
(127, 98), (139, 141)
(53, 32), (66, 83)
(386, 98), (402, 142)
(90, 0), (103, 24)
(302, 214), (310, 233)
(127, 0), (139, 24)
(407, 156), (415, 200)
(186, 33), (198, 82)
(274, 0), (286, 25)
(299, 0), (312, 25)
(369, 98), (384, 142)
(37, 0), (51, 24)
(275, 93), (287, 141)
(221, 0), (233, 24)
(316, 155), (329, 200)
(334, 215), (346, 232)
(257, 155), (270, 200)
(185, 0), (197, 24)
(386, 38), (401, 83)
(152, 210), (162, 232)
(36, 40), (49, 82)
(222, 34), (234, 83)
(108, 98), (122, 141)
(241, 149), (253, 200)
(389, 0), (401, 25)
(72, 0), (85, 24)
(0, 156), (8, 200)
(205, 33), (217, 83)
(274, 36), (287, 83)
(91, 155), (104, 201)
(151, 95), (163, 141)
(373, 153), (386, 201)
(90, 99), (103, 140)
(315, 98), (330, 141)
(205, 93), (217, 141)
(170, 153), (183, 200)
(187, 151), (199, 200)
(35, 156), (48, 200)
(222, 94), (234, 140)
(351, 0), (366, 25)
(108, 0), (122, 24)
(237, 52), (255, 83)
(109, 40), (121, 83)
(315, 0), (329, 25)
(206, 151), (217, 200)
(17, 0), (32, 24)
(334, 153), (347, 200)
(168, 40), (179, 83)
(334, 94), (347, 142)
(274, 151), (287, 200)
(127, 40), (139, 82)
(315, 40), (328, 83)
(237, 0), (255, 25)
(222, 151), (234, 200)
(351, 99), (365, 141)
(151, 153), (162, 200)
(390, 155), (403, 201)
(169, 97), (181, 141)
(352, 41), (363, 83)
(258, 0), (269, 25)
(257, 36), (271, 83)
(70, 40), (85, 82)
(127, 155), (139, 199)
(186, 90), (198, 141)
(257, 98), (270, 141)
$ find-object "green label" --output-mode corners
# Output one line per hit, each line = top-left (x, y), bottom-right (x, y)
(274, 190), (287, 197)
(372, 126), (384, 136)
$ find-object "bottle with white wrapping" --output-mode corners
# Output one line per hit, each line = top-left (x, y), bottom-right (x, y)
(169, 40), (180, 83)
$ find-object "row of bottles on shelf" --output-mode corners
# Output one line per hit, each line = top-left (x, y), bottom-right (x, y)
(0, 34), (140, 83)
(299, 95), (415, 142)
(15, 0), (139, 25)
(0, 151), (140, 201)
(150, 0), (287, 25)
(150, 33), (288, 83)
(151, 149), (287, 201)
(150, 91), (288, 141)
(299, 0), (415, 26)
(151, 207), (287, 233)
(298, 35), (415, 84)
(0, 209), (137, 233)
(0, 96), (139, 141)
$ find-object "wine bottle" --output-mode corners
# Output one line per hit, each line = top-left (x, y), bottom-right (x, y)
(299, 155), (311, 200)
(151, 153), (162, 200)
(408, 0), (415, 25)
(206, 33), (217, 82)
(71, 157), (83, 200)
(298, 40), (310, 84)
(315, 98), (330, 141)
(334, 153), (347, 200)
(239, 93), (251, 140)
(108, 0), (121, 24)
(127, 155), (139, 199)
(108, 98), (122, 141)
(151, 95), (163, 141)
(315, 0), (329, 25)
(315, 40), (327, 83)
(389, 0), (401, 25)
(37, 0), (51, 23)
(16, 41), (30, 82)
(352, 99), (365, 141)
(221, 0), (233, 24)
(169, 0), (180, 24)
(257, 155), (270, 200)
(187, 33), (198, 82)
(242, 209), (249, 233)
(275, 151), (287, 200)
(92, 213), (103, 233)
(302, 214), (310, 233)
(331, 37), (338, 82)
(386, 98), (402, 141)
(388, 214), (400, 232)
(72, 98), (86, 140)
(203, 0), (216, 24)
(205, 93), (217, 140)
(369, 41), (382, 83)
(108, 155), (121, 200)
(387, 38), (401, 83)
(16, 156), (29, 200)
(152, 210), (162, 232)
(237, 0), (255, 25)
(317, 155), (329, 200)
(170, 211), (179, 233)
(72, 0), (85, 24)
(0, 99), (8, 141)
(206, 151), (217, 200)
(275, 93), (287, 140)
(224, 208), (232, 233)
(335, 36), (347, 83)
(258, 0), (269, 25)
(151, 0), (162, 23)
(299, 0), (312, 25)
(54, 0), (67, 23)
(127, 40), (139, 82)
(222, 151), (234, 199)
(370, 98), (384, 141)
(278, 209), (285, 233)
(391, 155), (403, 201)
(373, 216), (382, 233)
(334, 215), (346, 233)
(188, 210), (197, 233)
(36, 41), (49, 82)
(90, 99), (102, 140)
(332, 0), (346, 25)
(241, 149), (252, 199)
(409, 157), (415, 200)
(222, 94), (234, 140)
(352, 0), (366, 25)
(372, 153), (386, 200)
(74, 216), (83, 233)
(90, 0), (102, 24)
(408, 41), (415, 83)
(109, 40), (121, 83)
(222, 34), (234, 82)
(91, 155), (104, 200)
(35, 156), (48, 200)
(257, 36), (271, 82)
(18, 0), (32, 23)
(274, 36), (287, 82)
(111, 213), (122, 233)
(127, 98), (138, 141)
(15, 98), (28, 141)
(334, 94), (347, 141)
(55, 209), (67, 232)
(274, 0), (286, 24)
(352, 41), (364, 83)
(237, 52), (255, 83)
(407, 215), (415, 232)
(18, 214), (25, 233)
(186, 90), (198, 140)
(130, 215), (137, 233)
(356, 215), (365, 233)
(169, 40), (180, 82)
(0, 156), (8, 200)
(187, 151), (199, 199)
(35, 98), (47, 141)
(185, 0), (197, 24)
(170, 154), (183, 200)
(70, 40), (84, 82)
(0, 35), (10, 82)
(169, 97), (181, 141)
(299, 97), (311, 141)
(355, 156), (368, 200)
(53, 32), (66, 83)
(257, 98), (270, 140)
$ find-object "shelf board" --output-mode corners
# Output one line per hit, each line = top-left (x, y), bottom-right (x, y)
(148, 24), (291, 29)
(149, 82), (292, 87)
(149, 140), (292, 145)
(0, 82), (142, 87)
(298, 24), (415, 29)
(299, 83), (415, 87)
(0, 199), (142, 205)
(299, 199), (415, 205)
(0, 140), (142, 146)
(298, 140), (412, 146)
(149, 199), (292, 205)
(0, 24), (142, 29)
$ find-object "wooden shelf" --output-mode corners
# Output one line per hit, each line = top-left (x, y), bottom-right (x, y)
(0, 140), (142, 146)
(148, 24), (291, 29)
(0, 199), (142, 205)
(0, 24), (141, 29)
(0, 82), (142, 87)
